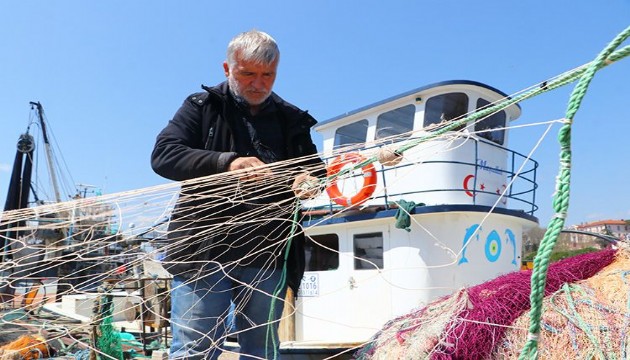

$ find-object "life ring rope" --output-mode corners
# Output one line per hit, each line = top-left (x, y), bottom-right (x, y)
(325, 153), (378, 207)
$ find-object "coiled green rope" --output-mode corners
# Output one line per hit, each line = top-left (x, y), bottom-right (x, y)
(92, 286), (123, 360)
(518, 25), (630, 360)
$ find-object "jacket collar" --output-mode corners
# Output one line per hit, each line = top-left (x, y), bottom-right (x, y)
(201, 81), (316, 128)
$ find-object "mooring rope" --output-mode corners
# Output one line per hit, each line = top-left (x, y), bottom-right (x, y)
(518, 24), (630, 360)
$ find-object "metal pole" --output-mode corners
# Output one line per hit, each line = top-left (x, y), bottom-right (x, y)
(30, 101), (63, 203)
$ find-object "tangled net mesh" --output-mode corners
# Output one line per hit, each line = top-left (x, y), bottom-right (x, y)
(2, 29), (630, 357)
(0, 120), (544, 359)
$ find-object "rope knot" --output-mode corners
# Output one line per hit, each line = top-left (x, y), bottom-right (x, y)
(377, 146), (403, 166)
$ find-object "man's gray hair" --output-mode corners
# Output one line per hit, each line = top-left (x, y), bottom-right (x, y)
(226, 30), (280, 67)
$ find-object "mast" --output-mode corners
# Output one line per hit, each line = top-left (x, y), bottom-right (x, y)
(0, 133), (36, 264)
(30, 101), (63, 204)
(28, 102), (67, 281)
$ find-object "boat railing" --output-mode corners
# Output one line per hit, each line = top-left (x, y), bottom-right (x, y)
(308, 137), (538, 217)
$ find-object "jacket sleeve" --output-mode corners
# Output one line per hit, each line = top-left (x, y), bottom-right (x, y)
(296, 113), (327, 179)
(151, 97), (237, 181)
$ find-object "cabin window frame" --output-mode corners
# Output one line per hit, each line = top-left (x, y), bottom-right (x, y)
(422, 92), (469, 132)
(474, 98), (506, 145)
(304, 233), (340, 272)
(353, 232), (384, 270)
(333, 119), (369, 150)
(375, 104), (416, 140)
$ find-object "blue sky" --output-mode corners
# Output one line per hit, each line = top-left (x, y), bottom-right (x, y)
(1, 1), (629, 227)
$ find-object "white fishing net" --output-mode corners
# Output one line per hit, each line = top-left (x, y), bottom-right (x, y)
(0, 77), (611, 359)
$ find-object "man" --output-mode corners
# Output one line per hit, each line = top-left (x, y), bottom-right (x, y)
(151, 30), (324, 359)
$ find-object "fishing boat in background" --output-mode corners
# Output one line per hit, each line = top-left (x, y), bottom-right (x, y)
(0, 102), (125, 321)
(0, 102), (173, 357)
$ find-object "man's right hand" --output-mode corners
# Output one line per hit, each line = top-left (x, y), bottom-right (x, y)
(228, 157), (271, 180)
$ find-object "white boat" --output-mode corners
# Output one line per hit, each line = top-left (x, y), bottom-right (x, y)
(275, 80), (539, 358)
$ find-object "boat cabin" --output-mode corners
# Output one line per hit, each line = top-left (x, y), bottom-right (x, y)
(283, 81), (539, 351)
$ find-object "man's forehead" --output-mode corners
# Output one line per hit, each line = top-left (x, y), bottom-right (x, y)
(234, 58), (278, 71)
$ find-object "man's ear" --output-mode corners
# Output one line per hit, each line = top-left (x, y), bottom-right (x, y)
(223, 62), (230, 77)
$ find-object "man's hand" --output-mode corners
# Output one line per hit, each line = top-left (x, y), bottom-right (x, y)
(292, 173), (322, 200)
(228, 157), (271, 181)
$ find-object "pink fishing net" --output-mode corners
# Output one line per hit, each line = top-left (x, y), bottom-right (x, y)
(432, 248), (616, 359)
(356, 248), (616, 359)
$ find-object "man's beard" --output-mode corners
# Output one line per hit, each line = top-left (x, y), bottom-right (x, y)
(228, 76), (271, 106)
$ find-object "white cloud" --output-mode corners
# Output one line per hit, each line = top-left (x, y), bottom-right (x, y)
(0, 163), (11, 173)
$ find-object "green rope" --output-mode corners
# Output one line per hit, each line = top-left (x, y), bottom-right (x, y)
(94, 289), (123, 360)
(518, 25), (630, 360)
(319, 42), (630, 199)
(323, 45), (630, 188)
(265, 198), (303, 360)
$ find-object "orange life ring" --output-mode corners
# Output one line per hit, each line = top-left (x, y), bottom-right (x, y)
(325, 153), (377, 207)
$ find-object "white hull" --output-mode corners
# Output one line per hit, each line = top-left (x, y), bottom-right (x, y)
(291, 205), (535, 346)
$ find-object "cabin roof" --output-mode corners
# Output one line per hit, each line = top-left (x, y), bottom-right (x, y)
(314, 80), (520, 131)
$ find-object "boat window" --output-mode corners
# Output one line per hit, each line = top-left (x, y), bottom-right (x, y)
(353, 232), (383, 270)
(305, 234), (339, 271)
(474, 98), (506, 145)
(423, 93), (468, 131)
(375, 104), (415, 140)
(334, 119), (368, 149)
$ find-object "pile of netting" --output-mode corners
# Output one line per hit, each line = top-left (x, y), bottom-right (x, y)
(355, 245), (628, 359)
(494, 244), (630, 359)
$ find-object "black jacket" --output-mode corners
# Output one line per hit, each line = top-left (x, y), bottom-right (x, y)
(151, 82), (324, 293)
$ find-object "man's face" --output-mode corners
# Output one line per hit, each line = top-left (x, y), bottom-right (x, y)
(224, 54), (278, 106)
